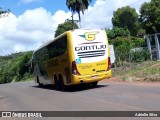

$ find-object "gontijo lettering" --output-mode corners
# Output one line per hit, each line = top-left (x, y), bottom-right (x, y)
(75, 44), (107, 51)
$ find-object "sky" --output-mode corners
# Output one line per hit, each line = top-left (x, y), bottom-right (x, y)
(0, 0), (151, 56)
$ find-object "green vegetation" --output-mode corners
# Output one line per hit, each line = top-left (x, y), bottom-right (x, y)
(106, 27), (130, 40)
(55, 21), (79, 37)
(1, 0), (159, 84)
(140, 0), (160, 34)
(112, 6), (139, 36)
(0, 51), (33, 84)
(106, 28), (150, 64)
(66, 0), (92, 22)
(112, 61), (160, 82)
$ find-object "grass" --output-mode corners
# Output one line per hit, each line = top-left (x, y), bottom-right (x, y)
(13, 74), (34, 82)
(112, 61), (160, 82)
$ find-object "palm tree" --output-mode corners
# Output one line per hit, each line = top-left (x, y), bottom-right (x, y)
(66, 0), (92, 22)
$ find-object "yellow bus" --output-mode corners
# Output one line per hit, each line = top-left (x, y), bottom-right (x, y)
(32, 29), (112, 90)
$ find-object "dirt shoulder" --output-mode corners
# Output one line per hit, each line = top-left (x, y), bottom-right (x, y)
(101, 77), (160, 87)
(100, 61), (160, 87)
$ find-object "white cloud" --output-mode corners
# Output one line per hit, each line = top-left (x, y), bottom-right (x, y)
(17, 7), (53, 32)
(51, 10), (71, 30)
(0, 0), (151, 56)
(20, 0), (42, 4)
(80, 0), (151, 29)
(0, 8), (70, 55)
(14, 44), (25, 52)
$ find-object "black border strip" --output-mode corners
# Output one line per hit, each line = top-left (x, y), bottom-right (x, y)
(1, 111), (160, 117)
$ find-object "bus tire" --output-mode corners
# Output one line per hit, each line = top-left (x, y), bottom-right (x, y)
(54, 75), (60, 90)
(91, 81), (98, 87)
(37, 76), (43, 87)
(59, 75), (65, 91)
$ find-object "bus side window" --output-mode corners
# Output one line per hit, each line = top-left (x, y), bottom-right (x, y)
(47, 35), (67, 59)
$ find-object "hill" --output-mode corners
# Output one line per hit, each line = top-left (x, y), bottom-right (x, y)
(0, 51), (33, 84)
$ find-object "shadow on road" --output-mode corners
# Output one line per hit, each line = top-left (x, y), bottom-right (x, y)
(31, 84), (109, 92)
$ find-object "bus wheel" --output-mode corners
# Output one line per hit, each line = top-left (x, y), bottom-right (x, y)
(59, 75), (65, 91)
(54, 76), (60, 90)
(91, 81), (98, 87)
(37, 76), (43, 87)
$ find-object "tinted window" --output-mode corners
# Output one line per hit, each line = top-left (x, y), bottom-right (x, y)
(47, 35), (67, 58)
(34, 47), (49, 62)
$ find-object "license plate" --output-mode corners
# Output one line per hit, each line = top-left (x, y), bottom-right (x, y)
(92, 75), (98, 79)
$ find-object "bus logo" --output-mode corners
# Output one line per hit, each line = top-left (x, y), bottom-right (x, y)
(79, 32), (99, 41)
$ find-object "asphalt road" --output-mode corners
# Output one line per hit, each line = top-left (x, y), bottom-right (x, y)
(0, 81), (160, 120)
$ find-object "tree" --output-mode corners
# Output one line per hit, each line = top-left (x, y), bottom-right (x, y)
(55, 21), (79, 37)
(0, 7), (10, 18)
(139, 0), (160, 34)
(0, 51), (33, 84)
(106, 27), (130, 40)
(66, 0), (92, 22)
(112, 6), (139, 36)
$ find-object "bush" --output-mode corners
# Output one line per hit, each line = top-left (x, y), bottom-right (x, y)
(110, 36), (150, 65)
(110, 37), (133, 62)
(130, 49), (150, 62)
(131, 37), (146, 47)
(106, 27), (130, 40)
(0, 51), (33, 84)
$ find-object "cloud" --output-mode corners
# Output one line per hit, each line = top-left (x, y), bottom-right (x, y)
(20, 0), (42, 4)
(0, 0), (150, 56)
(80, 0), (151, 29)
(0, 7), (71, 55)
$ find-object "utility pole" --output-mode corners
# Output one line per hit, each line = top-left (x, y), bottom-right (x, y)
(65, 13), (79, 30)
(71, 12), (74, 30)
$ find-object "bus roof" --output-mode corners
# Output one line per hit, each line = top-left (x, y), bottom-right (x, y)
(34, 31), (69, 53)
(33, 29), (105, 53)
